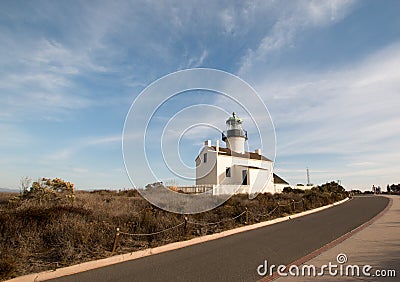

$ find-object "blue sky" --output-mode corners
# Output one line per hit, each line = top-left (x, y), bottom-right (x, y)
(1, 0), (400, 191)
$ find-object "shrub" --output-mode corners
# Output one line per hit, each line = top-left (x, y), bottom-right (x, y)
(12, 178), (75, 206)
(282, 187), (293, 193)
(283, 187), (305, 194)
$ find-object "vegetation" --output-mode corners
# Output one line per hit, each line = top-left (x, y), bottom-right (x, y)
(10, 177), (75, 206)
(282, 186), (306, 194)
(0, 179), (348, 280)
(387, 183), (400, 194)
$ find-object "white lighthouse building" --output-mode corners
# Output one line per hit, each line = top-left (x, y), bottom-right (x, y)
(222, 112), (247, 153)
(194, 113), (288, 195)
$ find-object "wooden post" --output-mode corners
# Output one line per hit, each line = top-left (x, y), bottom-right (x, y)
(112, 227), (120, 254)
(184, 216), (188, 236)
(245, 207), (249, 225)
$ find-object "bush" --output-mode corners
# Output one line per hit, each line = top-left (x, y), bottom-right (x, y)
(11, 178), (75, 206)
(282, 187), (293, 193)
(283, 187), (305, 194)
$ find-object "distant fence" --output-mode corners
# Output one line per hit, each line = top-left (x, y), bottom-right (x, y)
(167, 184), (251, 195)
(168, 184), (315, 195)
(169, 185), (213, 194)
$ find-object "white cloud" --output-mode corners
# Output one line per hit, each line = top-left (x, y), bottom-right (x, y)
(239, 0), (357, 75)
(186, 49), (209, 68)
(87, 135), (122, 145)
(39, 133), (124, 166)
(0, 38), (107, 121)
(72, 167), (89, 173)
(346, 162), (375, 167)
(253, 42), (400, 188)
(42, 148), (76, 162)
(220, 7), (235, 34)
(0, 123), (31, 147)
(31, 39), (108, 74)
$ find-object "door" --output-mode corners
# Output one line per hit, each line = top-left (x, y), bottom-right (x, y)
(242, 170), (248, 185)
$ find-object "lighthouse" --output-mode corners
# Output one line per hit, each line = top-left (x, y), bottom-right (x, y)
(222, 112), (248, 154)
(194, 111), (287, 195)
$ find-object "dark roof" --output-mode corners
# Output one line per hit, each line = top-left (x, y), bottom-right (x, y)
(273, 173), (289, 185)
(210, 146), (272, 162)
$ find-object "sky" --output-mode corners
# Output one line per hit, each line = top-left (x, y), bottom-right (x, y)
(1, 0), (400, 191)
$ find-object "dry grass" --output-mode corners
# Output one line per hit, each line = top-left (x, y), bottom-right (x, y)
(0, 192), (16, 207)
(0, 183), (347, 280)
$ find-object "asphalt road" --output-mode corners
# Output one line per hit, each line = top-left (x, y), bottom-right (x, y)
(49, 196), (389, 282)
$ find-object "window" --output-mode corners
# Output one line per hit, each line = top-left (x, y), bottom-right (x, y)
(203, 153), (207, 163)
(226, 167), (231, 177)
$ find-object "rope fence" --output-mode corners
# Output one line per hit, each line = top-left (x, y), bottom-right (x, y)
(118, 222), (185, 237)
(111, 198), (311, 253)
(186, 210), (247, 226)
(251, 205), (279, 217)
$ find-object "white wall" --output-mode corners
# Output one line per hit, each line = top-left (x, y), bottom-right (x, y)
(195, 145), (276, 194)
(225, 136), (245, 153)
(213, 184), (249, 195)
(215, 154), (271, 185)
(195, 147), (218, 185)
(249, 168), (274, 194)
(293, 185), (314, 190)
(216, 154), (238, 185)
(274, 183), (290, 193)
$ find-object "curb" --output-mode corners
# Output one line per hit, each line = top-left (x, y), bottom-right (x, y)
(6, 198), (350, 282)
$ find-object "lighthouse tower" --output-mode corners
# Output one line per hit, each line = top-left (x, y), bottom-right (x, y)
(222, 112), (248, 154)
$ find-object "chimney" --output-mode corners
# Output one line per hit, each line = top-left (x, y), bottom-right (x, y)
(205, 140), (211, 147)
(255, 149), (261, 155)
(216, 139), (219, 152)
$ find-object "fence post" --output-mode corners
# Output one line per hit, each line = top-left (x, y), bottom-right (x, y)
(245, 207), (249, 225)
(184, 216), (188, 236)
(112, 227), (120, 254)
